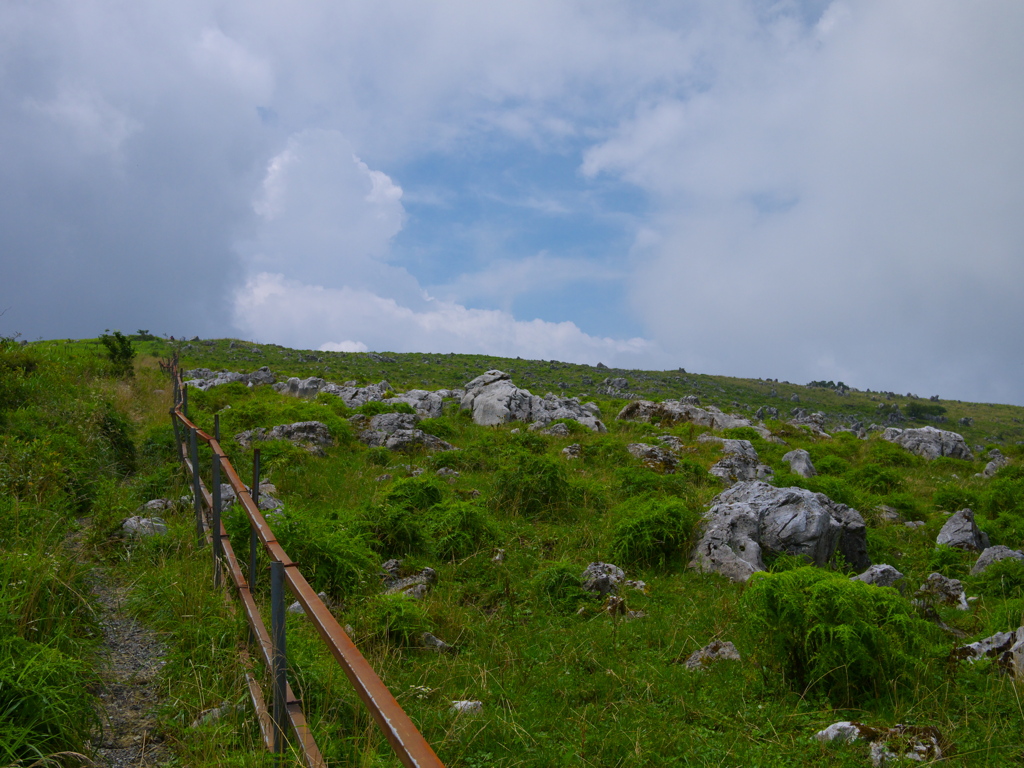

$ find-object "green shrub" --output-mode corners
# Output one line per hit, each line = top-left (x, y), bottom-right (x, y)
(366, 593), (430, 645)
(971, 557), (1024, 599)
(740, 567), (933, 705)
(273, 513), (377, 596)
(927, 544), (974, 580)
(419, 417), (457, 441)
(99, 329), (135, 378)
(530, 561), (591, 613)
(365, 446), (392, 467)
(933, 483), (980, 513)
(609, 497), (699, 569)
(425, 500), (500, 560)
(385, 477), (446, 512)
(492, 452), (576, 519)
(849, 463), (903, 494)
(721, 426), (762, 442)
(802, 476), (860, 508)
(814, 455), (851, 476)
(982, 476), (1024, 517)
(869, 440), (921, 468)
(362, 503), (427, 557)
(356, 400), (414, 417)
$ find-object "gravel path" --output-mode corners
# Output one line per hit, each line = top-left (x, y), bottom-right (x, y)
(87, 571), (172, 768)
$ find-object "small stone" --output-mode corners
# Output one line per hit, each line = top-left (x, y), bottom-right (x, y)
(685, 640), (742, 670)
(450, 700), (482, 714)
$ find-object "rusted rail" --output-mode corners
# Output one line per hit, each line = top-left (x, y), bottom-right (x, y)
(170, 359), (445, 768)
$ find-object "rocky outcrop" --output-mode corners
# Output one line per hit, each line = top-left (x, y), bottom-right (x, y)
(707, 439), (773, 486)
(782, 449), (816, 478)
(235, 421), (333, 456)
(850, 563), (904, 588)
(970, 545), (1024, 575)
(936, 508), (989, 551)
(274, 377), (394, 408)
(385, 389), (461, 419)
(581, 562), (625, 596)
(689, 481), (870, 582)
(461, 371), (605, 432)
(627, 443), (677, 473)
(882, 426), (974, 461)
(121, 516), (168, 537)
(916, 573), (969, 611)
(618, 399), (769, 437)
(357, 412), (456, 453)
(982, 449), (1010, 478)
(184, 366), (275, 390)
(814, 722), (944, 765)
(684, 640), (741, 670)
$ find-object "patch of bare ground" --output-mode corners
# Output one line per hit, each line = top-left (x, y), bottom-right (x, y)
(86, 570), (171, 768)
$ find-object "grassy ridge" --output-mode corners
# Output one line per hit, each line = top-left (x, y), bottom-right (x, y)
(5, 336), (1024, 766)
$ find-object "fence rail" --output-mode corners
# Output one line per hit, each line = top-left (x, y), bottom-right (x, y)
(169, 357), (445, 768)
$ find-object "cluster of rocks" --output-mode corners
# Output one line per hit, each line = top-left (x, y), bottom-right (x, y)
(382, 559), (438, 600)
(952, 626), (1024, 676)
(882, 426), (974, 461)
(183, 366), (275, 390)
(354, 412), (457, 453)
(235, 421), (333, 456)
(460, 370), (606, 432)
(699, 435), (774, 486)
(815, 721), (944, 766)
(617, 399), (769, 438)
(689, 481), (869, 582)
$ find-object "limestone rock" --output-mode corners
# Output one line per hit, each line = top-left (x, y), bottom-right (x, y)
(618, 400), (769, 438)
(121, 516), (168, 537)
(684, 640), (741, 670)
(184, 366), (275, 391)
(689, 481), (869, 582)
(562, 443), (582, 460)
(450, 700), (482, 714)
(882, 426), (974, 461)
(970, 545), (1024, 575)
(235, 421), (333, 456)
(581, 562), (625, 596)
(708, 440), (773, 486)
(851, 564), (904, 588)
(936, 508), (989, 551)
(982, 449), (1010, 478)
(358, 412), (456, 453)
(916, 572), (969, 610)
(782, 449), (816, 478)
(461, 371), (606, 432)
(627, 443), (677, 472)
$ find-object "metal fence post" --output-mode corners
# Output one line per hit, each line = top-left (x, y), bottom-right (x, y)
(170, 408), (184, 463)
(212, 451), (222, 588)
(189, 427), (203, 544)
(271, 561), (287, 761)
(214, 413), (220, 442)
(250, 449), (261, 588)
(182, 383), (189, 419)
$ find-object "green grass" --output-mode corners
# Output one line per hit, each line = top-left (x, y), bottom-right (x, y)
(5, 335), (1024, 766)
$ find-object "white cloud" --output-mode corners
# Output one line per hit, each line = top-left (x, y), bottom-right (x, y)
(320, 340), (368, 353)
(25, 85), (141, 155)
(234, 272), (655, 365)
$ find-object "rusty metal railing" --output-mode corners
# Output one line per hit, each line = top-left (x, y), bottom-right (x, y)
(169, 357), (445, 768)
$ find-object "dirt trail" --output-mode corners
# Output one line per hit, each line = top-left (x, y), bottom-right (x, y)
(86, 563), (172, 767)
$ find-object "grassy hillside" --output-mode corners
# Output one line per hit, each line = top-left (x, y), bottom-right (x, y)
(5, 335), (1024, 766)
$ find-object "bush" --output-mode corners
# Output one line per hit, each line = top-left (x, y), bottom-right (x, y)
(933, 483), (981, 513)
(849, 463), (903, 494)
(385, 477), (446, 512)
(492, 452), (576, 519)
(272, 512), (377, 596)
(869, 440), (921, 468)
(971, 557), (1024, 599)
(425, 500), (500, 560)
(814, 455), (850, 476)
(609, 497), (699, 569)
(366, 593), (430, 645)
(721, 427), (762, 442)
(927, 544), (974, 580)
(740, 567), (933, 705)
(530, 561), (591, 613)
(356, 400), (414, 417)
(362, 503), (427, 557)
(99, 329), (135, 378)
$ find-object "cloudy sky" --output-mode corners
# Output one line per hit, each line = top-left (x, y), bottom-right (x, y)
(3, 1), (1023, 405)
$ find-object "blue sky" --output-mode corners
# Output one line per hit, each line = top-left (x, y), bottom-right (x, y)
(2, 1), (1023, 404)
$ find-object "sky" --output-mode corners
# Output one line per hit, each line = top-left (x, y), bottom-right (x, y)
(2, 1), (1023, 405)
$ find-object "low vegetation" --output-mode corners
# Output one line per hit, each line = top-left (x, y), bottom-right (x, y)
(2, 334), (1023, 766)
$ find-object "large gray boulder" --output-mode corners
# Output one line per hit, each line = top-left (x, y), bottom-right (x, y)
(618, 400), (769, 437)
(936, 508), (989, 551)
(782, 449), (817, 478)
(235, 421), (333, 456)
(690, 481), (870, 582)
(275, 377), (394, 408)
(581, 562), (625, 596)
(708, 440), (773, 486)
(184, 366), (275, 390)
(357, 412), (456, 453)
(850, 563), (904, 588)
(882, 426), (974, 461)
(626, 443), (677, 472)
(970, 545), (1024, 575)
(384, 389), (458, 419)
(461, 371), (606, 432)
